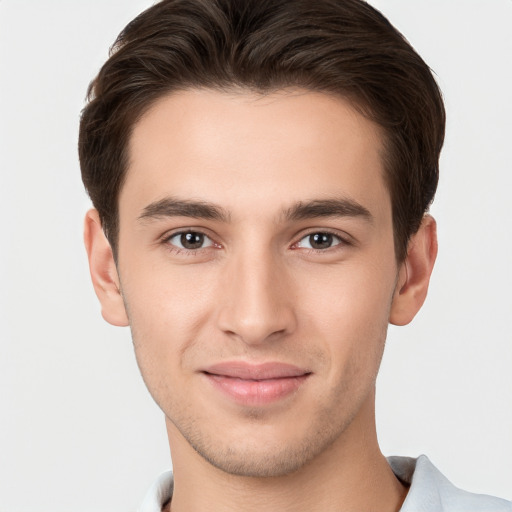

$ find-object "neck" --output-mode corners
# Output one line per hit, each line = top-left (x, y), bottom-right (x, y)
(166, 393), (408, 512)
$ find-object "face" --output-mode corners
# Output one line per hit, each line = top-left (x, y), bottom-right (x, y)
(114, 89), (402, 477)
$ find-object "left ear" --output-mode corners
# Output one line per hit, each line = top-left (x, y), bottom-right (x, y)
(389, 215), (438, 326)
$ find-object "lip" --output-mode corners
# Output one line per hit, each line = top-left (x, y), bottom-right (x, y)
(201, 362), (311, 405)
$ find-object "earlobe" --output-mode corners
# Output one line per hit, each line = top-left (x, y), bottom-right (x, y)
(83, 209), (129, 327)
(389, 215), (438, 326)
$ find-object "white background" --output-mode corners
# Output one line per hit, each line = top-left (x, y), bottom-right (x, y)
(0, 1), (510, 510)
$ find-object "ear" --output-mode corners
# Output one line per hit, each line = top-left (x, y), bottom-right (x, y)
(389, 215), (438, 326)
(83, 209), (129, 327)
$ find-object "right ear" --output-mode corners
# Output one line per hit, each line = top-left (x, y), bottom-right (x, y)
(83, 209), (129, 327)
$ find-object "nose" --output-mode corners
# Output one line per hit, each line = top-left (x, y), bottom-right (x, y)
(216, 248), (297, 346)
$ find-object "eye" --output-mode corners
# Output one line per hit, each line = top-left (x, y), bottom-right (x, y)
(296, 232), (344, 250)
(166, 231), (214, 250)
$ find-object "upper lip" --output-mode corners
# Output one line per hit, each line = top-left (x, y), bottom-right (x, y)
(202, 362), (311, 380)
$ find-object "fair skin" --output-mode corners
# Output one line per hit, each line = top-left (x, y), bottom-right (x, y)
(85, 88), (437, 512)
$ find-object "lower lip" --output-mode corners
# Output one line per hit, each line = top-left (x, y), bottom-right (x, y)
(204, 373), (309, 405)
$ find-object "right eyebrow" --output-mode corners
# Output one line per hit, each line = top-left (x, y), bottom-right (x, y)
(138, 197), (230, 223)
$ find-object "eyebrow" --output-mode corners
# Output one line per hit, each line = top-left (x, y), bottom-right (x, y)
(283, 198), (373, 223)
(138, 196), (372, 224)
(138, 197), (230, 222)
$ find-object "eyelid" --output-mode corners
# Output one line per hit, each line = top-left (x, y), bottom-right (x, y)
(167, 231), (214, 249)
(157, 226), (353, 253)
(291, 228), (353, 251)
(159, 227), (221, 251)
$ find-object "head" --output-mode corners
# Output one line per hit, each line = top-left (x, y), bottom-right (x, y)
(79, 0), (445, 263)
(81, 0), (443, 479)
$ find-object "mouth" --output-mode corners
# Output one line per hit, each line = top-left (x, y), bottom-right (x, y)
(201, 362), (312, 405)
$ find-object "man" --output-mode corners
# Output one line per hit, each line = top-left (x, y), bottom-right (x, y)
(79, 0), (511, 510)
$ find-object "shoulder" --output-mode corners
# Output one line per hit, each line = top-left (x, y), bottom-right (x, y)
(388, 455), (512, 512)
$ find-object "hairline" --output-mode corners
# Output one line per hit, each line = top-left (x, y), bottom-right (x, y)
(110, 84), (400, 261)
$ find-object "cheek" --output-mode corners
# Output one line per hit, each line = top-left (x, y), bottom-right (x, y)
(121, 269), (219, 418)
(297, 259), (396, 380)
(120, 262), (219, 375)
(299, 256), (396, 330)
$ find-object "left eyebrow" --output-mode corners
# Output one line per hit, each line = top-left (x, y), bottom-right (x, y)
(283, 198), (373, 223)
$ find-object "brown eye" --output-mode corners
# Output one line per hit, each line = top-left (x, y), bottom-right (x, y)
(167, 231), (213, 250)
(296, 232), (343, 250)
(309, 233), (334, 249)
(181, 232), (204, 249)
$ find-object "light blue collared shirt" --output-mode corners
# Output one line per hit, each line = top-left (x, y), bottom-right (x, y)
(139, 455), (512, 511)
(389, 455), (511, 511)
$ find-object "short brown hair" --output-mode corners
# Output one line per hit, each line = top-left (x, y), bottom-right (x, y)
(79, 0), (445, 262)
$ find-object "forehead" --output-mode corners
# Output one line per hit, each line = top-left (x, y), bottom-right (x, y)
(120, 88), (390, 223)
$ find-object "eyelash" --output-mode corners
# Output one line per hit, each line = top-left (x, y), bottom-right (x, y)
(160, 228), (352, 256)
(161, 230), (219, 255)
(291, 230), (352, 254)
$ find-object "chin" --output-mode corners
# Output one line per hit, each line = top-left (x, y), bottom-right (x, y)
(193, 443), (318, 478)
(177, 414), (343, 478)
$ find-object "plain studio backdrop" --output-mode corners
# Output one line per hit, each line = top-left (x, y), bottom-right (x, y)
(0, 1), (511, 510)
